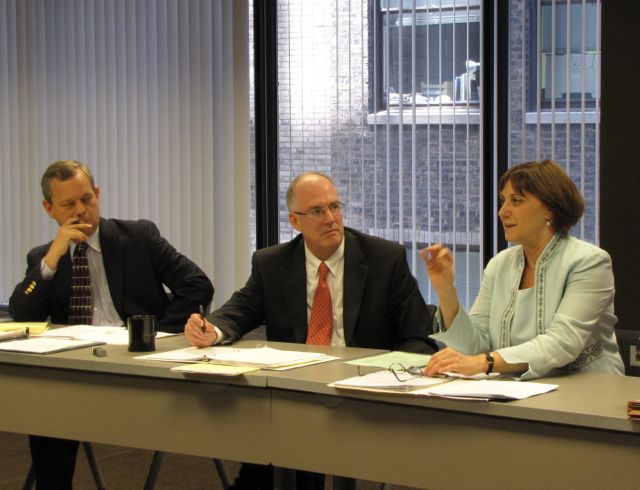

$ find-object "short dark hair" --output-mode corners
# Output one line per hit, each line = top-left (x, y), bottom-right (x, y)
(499, 159), (584, 236)
(41, 160), (96, 203)
(285, 172), (335, 211)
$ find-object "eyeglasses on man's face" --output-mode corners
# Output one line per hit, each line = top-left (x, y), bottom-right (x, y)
(292, 201), (346, 219)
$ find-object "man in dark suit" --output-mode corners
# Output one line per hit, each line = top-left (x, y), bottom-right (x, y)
(9, 160), (214, 489)
(185, 172), (435, 489)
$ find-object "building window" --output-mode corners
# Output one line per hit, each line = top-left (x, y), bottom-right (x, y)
(276, 0), (484, 309)
(378, 0), (481, 108)
(536, 0), (600, 110)
(272, 0), (601, 309)
(510, 0), (601, 244)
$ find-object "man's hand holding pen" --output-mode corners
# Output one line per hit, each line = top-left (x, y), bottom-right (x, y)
(184, 311), (218, 347)
(199, 304), (207, 332)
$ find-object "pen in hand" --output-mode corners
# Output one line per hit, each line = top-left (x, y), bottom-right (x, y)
(199, 304), (206, 333)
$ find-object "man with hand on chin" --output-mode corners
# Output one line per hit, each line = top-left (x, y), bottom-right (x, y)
(10, 159), (213, 489)
(184, 171), (435, 489)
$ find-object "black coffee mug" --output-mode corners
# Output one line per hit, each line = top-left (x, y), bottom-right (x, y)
(127, 315), (157, 352)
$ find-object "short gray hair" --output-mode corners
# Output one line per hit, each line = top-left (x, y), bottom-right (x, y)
(41, 160), (96, 203)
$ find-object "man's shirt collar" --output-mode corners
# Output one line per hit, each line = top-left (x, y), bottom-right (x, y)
(304, 237), (345, 276)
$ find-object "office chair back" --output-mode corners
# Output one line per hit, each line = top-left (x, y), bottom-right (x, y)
(615, 329), (640, 376)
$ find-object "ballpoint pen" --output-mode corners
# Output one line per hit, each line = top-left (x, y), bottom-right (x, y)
(199, 304), (206, 333)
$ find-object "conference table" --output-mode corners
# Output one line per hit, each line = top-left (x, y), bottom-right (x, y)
(1, 334), (639, 489)
(0, 335), (379, 468)
(268, 360), (640, 489)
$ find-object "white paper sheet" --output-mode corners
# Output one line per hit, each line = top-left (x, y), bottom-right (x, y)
(0, 336), (103, 354)
(330, 370), (558, 400)
(139, 345), (337, 369)
(413, 379), (558, 400)
(330, 369), (449, 392)
(42, 325), (177, 345)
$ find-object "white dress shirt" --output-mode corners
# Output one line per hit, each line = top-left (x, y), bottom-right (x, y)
(304, 238), (345, 347)
(212, 238), (347, 346)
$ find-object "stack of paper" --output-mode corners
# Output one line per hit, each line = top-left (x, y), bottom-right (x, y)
(628, 400), (640, 420)
(0, 324), (181, 354)
(415, 378), (558, 400)
(0, 336), (104, 354)
(139, 345), (337, 370)
(330, 370), (447, 393)
(330, 370), (558, 400)
(42, 325), (177, 345)
(171, 363), (260, 376)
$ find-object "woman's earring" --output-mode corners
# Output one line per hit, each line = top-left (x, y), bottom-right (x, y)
(545, 217), (552, 226)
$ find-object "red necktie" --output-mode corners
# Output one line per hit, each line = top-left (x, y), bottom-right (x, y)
(306, 262), (333, 345)
(68, 242), (93, 325)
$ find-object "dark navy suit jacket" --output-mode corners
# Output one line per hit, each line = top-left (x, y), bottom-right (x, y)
(9, 218), (214, 332)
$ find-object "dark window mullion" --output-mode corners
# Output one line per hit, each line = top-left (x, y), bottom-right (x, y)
(254, 0), (279, 249)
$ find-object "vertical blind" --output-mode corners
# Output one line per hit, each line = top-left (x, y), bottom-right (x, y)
(507, 0), (601, 244)
(276, 0), (484, 308)
(0, 0), (251, 308)
(274, 0), (601, 309)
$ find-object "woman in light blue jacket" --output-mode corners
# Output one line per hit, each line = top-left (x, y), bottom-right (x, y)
(421, 160), (624, 379)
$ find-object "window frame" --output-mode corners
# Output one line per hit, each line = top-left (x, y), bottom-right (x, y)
(528, 0), (600, 112)
(373, 0), (482, 113)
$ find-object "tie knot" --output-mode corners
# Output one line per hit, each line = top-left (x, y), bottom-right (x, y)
(318, 262), (329, 280)
(75, 242), (88, 257)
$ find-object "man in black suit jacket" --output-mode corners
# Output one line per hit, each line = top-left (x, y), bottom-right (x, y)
(9, 160), (214, 490)
(10, 217), (212, 332)
(195, 227), (434, 351)
(185, 172), (435, 489)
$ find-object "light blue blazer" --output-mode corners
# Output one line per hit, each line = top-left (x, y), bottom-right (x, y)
(432, 234), (624, 379)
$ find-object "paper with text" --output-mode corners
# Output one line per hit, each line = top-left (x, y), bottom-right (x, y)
(139, 345), (337, 369)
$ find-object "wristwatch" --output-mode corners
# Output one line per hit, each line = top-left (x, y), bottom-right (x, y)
(485, 352), (495, 375)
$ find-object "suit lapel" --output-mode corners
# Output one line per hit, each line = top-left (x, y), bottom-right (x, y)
(281, 238), (308, 343)
(57, 251), (73, 303)
(99, 219), (126, 318)
(343, 230), (367, 345)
